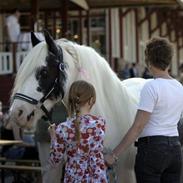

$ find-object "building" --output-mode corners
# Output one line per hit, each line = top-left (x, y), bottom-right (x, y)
(0, 0), (182, 106)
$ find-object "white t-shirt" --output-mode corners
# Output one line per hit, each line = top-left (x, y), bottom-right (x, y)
(6, 15), (20, 42)
(138, 78), (183, 137)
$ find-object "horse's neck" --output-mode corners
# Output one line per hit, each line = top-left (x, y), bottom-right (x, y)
(92, 68), (137, 118)
(93, 70), (138, 147)
(74, 49), (138, 147)
(73, 44), (138, 121)
(61, 43), (139, 147)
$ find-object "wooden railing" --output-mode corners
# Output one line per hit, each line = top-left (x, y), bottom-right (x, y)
(0, 156), (41, 183)
(0, 42), (30, 75)
(0, 52), (13, 75)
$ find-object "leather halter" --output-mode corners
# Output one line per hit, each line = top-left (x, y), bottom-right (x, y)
(13, 62), (65, 122)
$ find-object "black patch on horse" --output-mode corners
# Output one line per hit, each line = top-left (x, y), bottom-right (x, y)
(33, 30), (67, 100)
(35, 48), (66, 100)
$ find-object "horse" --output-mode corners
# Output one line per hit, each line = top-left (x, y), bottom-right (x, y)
(9, 30), (149, 183)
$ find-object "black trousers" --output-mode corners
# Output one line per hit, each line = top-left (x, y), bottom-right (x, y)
(134, 136), (182, 183)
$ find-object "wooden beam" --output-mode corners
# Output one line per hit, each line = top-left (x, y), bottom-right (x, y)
(137, 8), (155, 26)
(53, 12), (56, 39)
(31, 0), (39, 31)
(135, 8), (139, 63)
(121, 8), (132, 17)
(79, 10), (83, 44)
(148, 11), (152, 38)
(60, 0), (68, 37)
(150, 11), (166, 36)
(176, 35), (180, 76)
(119, 9), (123, 58)
(70, 0), (89, 10)
(108, 9), (112, 66)
(86, 10), (90, 45)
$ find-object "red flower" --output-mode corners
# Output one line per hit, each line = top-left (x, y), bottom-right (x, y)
(83, 139), (88, 144)
(94, 136), (100, 141)
(97, 123), (101, 128)
(81, 133), (89, 139)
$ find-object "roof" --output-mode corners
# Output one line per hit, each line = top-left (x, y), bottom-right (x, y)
(87, 0), (177, 8)
(0, 0), (179, 11)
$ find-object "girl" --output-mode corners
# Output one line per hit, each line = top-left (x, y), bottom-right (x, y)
(48, 80), (108, 183)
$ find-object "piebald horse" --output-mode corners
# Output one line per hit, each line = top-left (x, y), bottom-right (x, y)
(10, 30), (149, 183)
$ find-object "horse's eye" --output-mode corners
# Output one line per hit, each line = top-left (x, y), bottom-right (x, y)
(41, 69), (48, 78)
(37, 86), (42, 92)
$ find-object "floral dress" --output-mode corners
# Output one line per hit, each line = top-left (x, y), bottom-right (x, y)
(49, 114), (108, 183)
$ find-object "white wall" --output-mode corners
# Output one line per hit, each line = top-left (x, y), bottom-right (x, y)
(122, 9), (136, 63)
(111, 8), (120, 58)
(139, 8), (148, 67)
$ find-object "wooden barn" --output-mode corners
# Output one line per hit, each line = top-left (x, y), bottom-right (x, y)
(0, 0), (183, 108)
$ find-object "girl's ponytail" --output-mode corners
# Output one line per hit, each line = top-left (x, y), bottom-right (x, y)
(68, 80), (96, 144)
(74, 96), (80, 143)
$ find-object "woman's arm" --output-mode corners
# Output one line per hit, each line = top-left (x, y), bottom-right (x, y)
(105, 110), (151, 165)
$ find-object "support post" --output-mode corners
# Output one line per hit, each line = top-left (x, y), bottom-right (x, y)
(31, 0), (39, 31)
(60, 0), (68, 37)
(135, 8), (139, 63)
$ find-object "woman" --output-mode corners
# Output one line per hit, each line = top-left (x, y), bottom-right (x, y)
(105, 37), (183, 183)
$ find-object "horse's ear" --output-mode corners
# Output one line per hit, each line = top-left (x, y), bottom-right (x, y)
(31, 32), (41, 47)
(44, 29), (59, 55)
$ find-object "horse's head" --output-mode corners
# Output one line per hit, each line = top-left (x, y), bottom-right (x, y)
(10, 30), (68, 128)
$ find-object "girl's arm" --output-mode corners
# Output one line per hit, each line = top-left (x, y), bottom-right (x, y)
(48, 124), (66, 167)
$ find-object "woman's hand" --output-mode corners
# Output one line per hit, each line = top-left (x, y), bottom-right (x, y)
(48, 123), (56, 140)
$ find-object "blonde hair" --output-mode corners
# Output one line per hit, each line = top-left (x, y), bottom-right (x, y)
(68, 80), (96, 142)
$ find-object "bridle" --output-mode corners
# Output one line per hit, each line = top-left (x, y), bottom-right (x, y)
(14, 79), (59, 121)
(13, 61), (65, 122)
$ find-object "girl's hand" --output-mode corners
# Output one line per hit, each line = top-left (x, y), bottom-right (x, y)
(104, 154), (116, 166)
(48, 123), (56, 140)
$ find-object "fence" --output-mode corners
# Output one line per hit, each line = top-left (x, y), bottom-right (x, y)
(0, 42), (30, 75)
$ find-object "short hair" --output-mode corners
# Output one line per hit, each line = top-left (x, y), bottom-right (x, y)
(145, 37), (174, 71)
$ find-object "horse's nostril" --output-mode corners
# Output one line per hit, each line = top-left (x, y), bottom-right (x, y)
(27, 110), (35, 121)
(18, 110), (23, 117)
(27, 115), (31, 121)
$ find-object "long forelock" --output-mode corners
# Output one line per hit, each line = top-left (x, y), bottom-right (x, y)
(12, 42), (48, 96)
